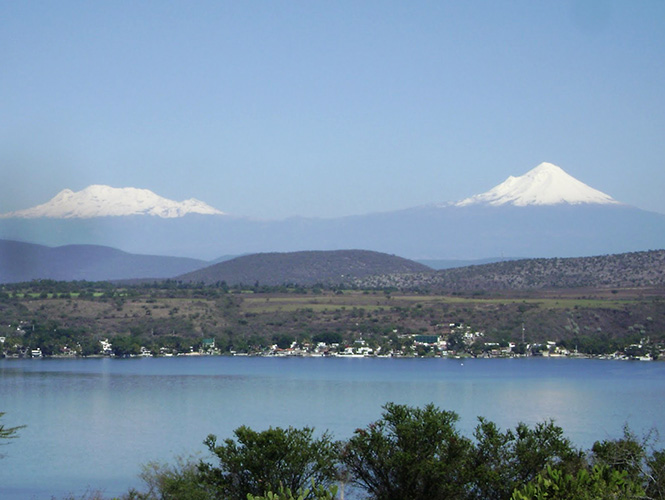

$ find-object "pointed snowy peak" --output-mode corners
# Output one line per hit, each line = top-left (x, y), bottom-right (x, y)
(1, 185), (225, 219)
(454, 162), (621, 207)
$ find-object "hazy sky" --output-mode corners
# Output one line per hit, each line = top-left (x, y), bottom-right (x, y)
(2, 1), (664, 219)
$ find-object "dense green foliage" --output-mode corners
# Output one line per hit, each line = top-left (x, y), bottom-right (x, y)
(511, 465), (645, 499)
(340, 404), (591, 500)
(245, 483), (338, 500)
(341, 403), (474, 499)
(106, 403), (665, 500)
(124, 457), (211, 500)
(197, 426), (339, 500)
(469, 418), (585, 499)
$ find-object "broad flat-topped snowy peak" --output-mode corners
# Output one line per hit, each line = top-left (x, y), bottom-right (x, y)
(455, 162), (621, 207)
(1, 185), (225, 218)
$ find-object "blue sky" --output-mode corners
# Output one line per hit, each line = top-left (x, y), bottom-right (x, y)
(2, 1), (664, 218)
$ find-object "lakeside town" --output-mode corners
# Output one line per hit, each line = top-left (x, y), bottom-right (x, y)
(2, 277), (663, 364)
(2, 321), (661, 361)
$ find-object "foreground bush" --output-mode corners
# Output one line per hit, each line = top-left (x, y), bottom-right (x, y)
(197, 426), (339, 500)
(511, 464), (645, 499)
(341, 403), (473, 499)
(113, 403), (663, 500)
(125, 456), (210, 500)
(246, 482), (338, 500)
(469, 417), (586, 499)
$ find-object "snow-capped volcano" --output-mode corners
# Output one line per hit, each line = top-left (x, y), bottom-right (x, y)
(1, 185), (225, 218)
(455, 162), (621, 207)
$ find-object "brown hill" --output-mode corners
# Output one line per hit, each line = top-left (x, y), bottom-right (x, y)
(176, 249), (430, 286)
(352, 249), (665, 290)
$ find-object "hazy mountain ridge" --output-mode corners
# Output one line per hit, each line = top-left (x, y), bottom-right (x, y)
(2, 238), (664, 292)
(176, 250), (431, 286)
(1, 164), (664, 261)
(351, 250), (665, 290)
(0, 240), (208, 283)
(1, 203), (664, 262)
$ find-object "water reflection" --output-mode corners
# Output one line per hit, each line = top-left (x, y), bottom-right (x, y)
(1, 357), (663, 499)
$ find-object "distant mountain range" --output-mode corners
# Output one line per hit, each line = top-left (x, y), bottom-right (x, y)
(0, 240), (207, 283)
(0, 239), (507, 284)
(2, 239), (663, 292)
(0, 242), (431, 285)
(1, 162), (664, 260)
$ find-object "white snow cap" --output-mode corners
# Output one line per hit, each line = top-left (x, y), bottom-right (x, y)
(455, 162), (621, 207)
(1, 185), (225, 218)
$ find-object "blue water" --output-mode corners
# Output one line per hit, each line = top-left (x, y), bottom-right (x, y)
(1, 357), (664, 499)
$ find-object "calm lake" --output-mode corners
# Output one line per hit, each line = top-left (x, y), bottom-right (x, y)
(1, 356), (664, 499)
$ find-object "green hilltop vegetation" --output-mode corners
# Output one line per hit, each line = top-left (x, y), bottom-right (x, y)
(1, 250), (664, 359)
(353, 249), (665, 290)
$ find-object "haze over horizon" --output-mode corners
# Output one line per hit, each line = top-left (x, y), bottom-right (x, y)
(0, 162), (630, 220)
(2, 2), (664, 218)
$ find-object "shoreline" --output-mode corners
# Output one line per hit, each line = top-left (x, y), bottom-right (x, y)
(2, 352), (661, 361)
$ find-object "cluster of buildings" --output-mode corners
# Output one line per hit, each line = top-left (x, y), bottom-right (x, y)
(2, 323), (662, 361)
